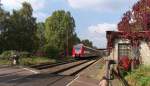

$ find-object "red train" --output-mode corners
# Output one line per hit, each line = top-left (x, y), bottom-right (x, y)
(72, 44), (102, 58)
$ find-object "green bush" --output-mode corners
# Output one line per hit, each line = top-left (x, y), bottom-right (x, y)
(125, 66), (150, 86)
(19, 51), (31, 58)
(41, 44), (59, 58)
(20, 56), (56, 66)
(0, 51), (31, 59)
(0, 50), (17, 59)
(119, 69), (128, 77)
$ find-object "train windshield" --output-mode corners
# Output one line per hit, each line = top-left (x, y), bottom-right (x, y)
(74, 45), (82, 51)
(75, 47), (80, 51)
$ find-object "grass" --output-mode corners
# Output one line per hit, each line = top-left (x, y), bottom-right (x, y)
(0, 56), (75, 66)
(0, 56), (56, 66)
(125, 65), (150, 86)
(56, 56), (76, 62)
(96, 64), (105, 80)
(19, 56), (56, 66)
(0, 59), (11, 65)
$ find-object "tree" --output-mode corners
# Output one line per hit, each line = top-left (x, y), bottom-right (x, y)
(3, 2), (37, 52)
(45, 10), (77, 55)
(81, 39), (93, 47)
(72, 33), (81, 45)
(0, 4), (10, 53)
(118, 0), (150, 32)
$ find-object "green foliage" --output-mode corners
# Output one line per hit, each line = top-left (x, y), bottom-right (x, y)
(45, 10), (79, 55)
(0, 2), (81, 57)
(19, 51), (31, 58)
(20, 56), (56, 66)
(0, 7), (10, 53)
(42, 44), (59, 58)
(0, 50), (16, 59)
(0, 59), (11, 65)
(58, 56), (75, 62)
(81, 39), (93, 47)
(0, 51), (31, 59)
(125, 66), (150, 86)
(119, 69), (128, 77)
(0, 2), (37, 52)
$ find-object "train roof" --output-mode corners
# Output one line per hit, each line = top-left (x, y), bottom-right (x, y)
(74, 44), (101, 52)
(73, 44), (84, 47)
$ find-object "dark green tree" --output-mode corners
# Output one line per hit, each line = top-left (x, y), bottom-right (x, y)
(81, 39), (93, 47)
(5, 2), (37, 52)
(0, 4), (10, 53)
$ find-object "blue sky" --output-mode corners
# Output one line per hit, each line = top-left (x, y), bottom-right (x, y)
(1, 0), (138, 48)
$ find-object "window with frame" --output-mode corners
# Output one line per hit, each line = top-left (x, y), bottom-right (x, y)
(118, 43), (131, 58)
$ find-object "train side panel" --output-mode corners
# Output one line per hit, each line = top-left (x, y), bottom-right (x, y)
(72, 44), (101, 59)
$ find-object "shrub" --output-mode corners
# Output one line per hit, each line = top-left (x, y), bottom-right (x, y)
(0, 51), (31, 60)
(41, 44), (59, 58)
(19, 56), (56, 66)
(125, 66), (150, 86)
(0, 50), (17, 59)
(19, 51), (31, 58)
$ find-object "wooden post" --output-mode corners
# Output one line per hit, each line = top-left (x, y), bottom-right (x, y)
(99, 60), (116, 86)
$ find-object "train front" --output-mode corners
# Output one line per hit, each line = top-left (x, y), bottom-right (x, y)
(72, 44), (84, 58)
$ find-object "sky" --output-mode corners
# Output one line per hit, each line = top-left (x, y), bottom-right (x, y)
(1, 0), (138, 48)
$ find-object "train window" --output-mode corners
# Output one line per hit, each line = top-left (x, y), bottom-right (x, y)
(74, 45), (81, 51)
(75, 47), (80, 51)
(118, 44), (131, 58)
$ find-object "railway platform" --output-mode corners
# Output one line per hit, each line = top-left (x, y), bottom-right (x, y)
(67, 57), (105, 86)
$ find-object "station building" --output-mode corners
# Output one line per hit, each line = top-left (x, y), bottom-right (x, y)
(106, 0), (150, 66)
(106, 31), (150, 65)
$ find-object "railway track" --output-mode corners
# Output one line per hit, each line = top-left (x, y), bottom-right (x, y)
(31, 59), (98, 76)
(30, 59), (77, 69)
(0, 58), (102, 86)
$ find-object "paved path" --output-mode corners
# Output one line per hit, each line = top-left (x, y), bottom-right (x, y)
(0, 66), (74, 86)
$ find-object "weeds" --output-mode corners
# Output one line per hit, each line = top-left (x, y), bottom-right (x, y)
(125, 65), (150, 86)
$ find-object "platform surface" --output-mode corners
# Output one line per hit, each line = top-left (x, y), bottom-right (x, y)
(67, 58), (105, 86)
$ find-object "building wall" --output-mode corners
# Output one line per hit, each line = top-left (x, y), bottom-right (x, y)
(107, 39), (130, 62)
(140, 41), (150, 65)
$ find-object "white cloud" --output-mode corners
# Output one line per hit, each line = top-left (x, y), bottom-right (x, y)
(1, 0), (48, 21)
(67, 0), (137, 12)
(67, 0), (100, 9)
(86, 23), (117, 48)
(1, 0), (46, 11)
(88, 23), (116, 34)
(31, 0), (46, 11)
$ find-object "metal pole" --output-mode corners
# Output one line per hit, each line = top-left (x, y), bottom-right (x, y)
(146, 0), (148, 30)
(0, 0), (2, 8)
(65, 20), (69, 56)
(67, 28), (69, 56)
